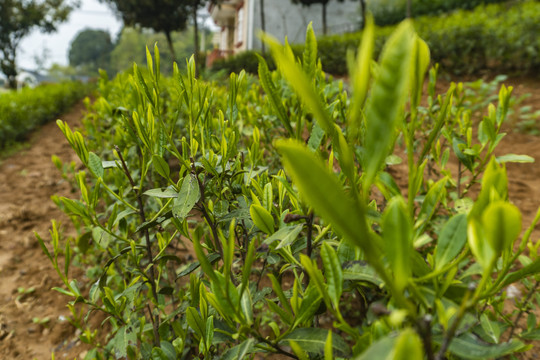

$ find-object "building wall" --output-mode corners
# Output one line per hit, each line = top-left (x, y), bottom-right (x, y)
(248, 0), (361, 50)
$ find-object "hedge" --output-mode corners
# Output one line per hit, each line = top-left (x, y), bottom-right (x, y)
(369, 0), (510, 26)
(211, 0), (540, 76)
(0, 81), (90, 149)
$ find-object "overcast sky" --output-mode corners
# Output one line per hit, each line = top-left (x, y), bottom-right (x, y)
(18, 0), (123, 70)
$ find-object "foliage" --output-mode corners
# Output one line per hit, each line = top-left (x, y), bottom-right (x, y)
(110, 26), (210, 75)
(102, 0), (208, 76)
(0, 81), (90, 150)
(0, 0), (77, 89)
(69, 28), (115, 76)
(367, 0), (509, 26)
(41, 23), (540, 360)
(211, 0), (540, 76)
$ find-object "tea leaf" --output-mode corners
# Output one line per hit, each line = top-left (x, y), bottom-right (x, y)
(172, 175), (200, 220)
(348, 16), (374, 141)
(262, 33), (333, 136)
(435, 334), (525, 359)
(394, 328), (424, 360)
(382, 196), (412, 292)
(280, 328), (349, 356)
(363, 20), (414, 189)
(257, 55), (294, 137)
(321, 242), (343, 309)
(496, 154), (534, 164)
(353, 334), (396, 360)
(144, 187), (178, 198)
(222, 339), (255, 360)
(482, 201), (521, 255)
(186, 307), (205, 338)
(152, 154), (170, 179)
(250, 204), (274, 234)
(480, 313), (501, 343)
(435, 214), (467, 270)
(88, 152), (104, 178)
(276, 140), (377, 258)
(303, 22), (317, 79)
(263, 225), (303, 249)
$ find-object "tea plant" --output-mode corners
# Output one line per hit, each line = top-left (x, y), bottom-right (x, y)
(39, 19), (540, 360)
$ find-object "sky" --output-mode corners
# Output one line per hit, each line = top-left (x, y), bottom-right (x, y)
(18, 0), (123, 70)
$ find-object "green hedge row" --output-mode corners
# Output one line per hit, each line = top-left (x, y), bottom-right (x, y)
(0, 81), (90, 149)
(369, 0), (509, 26)
(211, 0), (540, 76)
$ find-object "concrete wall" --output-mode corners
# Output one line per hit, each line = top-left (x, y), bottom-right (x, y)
(248, 0), (361, 50)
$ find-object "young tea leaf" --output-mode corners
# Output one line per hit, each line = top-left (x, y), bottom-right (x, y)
(435, 213), (467, 270)
(173, 175), (200, 220)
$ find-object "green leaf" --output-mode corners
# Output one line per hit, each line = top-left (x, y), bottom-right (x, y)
(435, 214), (467, 270)
(415, 177), (447, 238)
(497, 258), (540, 289)
(496, 154), (534, 164)
(262, 33), (333, 136)
(280, 328), (349, 356)
(222, 339), (255, 360)
(250, 204), (274, 234)
(110, 325), (137, 359)
(434, 334), (525, 359)
(348, 15), (374, 141)
(152, 154), (170, 179)
(394, 328), (424, 360)
(240, 287), (254, 325)
(321, 242), (343, 309)
(382, 196), (412, 292)
(186, 306), (205, 338)
(342, 261), (383, 286)
(353, 334), (396, 360)
(482, 201), (521, 255)
(276, 140), (377, 259)
(144, 187), (178, 198)
(88, 152), (104, 178)
(257, 55), (293, 136)
(173, 175), (200, 220)
(302, 22), (317, 78)
(263, 225), (303, 249)
(363, 20), (415, 189)
(480, 313), (501, 343)
(176, 253), (220, 278)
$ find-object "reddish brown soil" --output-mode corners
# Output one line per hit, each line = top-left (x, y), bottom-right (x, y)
(0, 76), (539, 359)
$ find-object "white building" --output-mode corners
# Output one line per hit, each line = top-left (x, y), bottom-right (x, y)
(208, 0), (360, 62)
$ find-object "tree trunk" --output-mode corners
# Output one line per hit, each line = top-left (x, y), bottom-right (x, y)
(406, 0), (412, 18)
(0, 50), (18, 90)
(322, 2), (327, 35)
(192, 1), (200, 78)
(165, 31), (177, 64)
(260, 0), (266, 53)
(360, 0), (366, 29)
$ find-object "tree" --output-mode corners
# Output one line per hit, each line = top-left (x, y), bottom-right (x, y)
(100, 0), (190, 64)
(69, 29), (114, 75)
(0, 0), (76, 89)
(292, 0), (357, 35)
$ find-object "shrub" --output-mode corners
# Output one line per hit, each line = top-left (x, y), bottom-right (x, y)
(368, 0), (509, 26)
(0, 81), (90, 149)
(41, 25), (539, 360)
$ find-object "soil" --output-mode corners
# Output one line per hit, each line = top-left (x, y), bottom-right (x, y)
(0, 76), (539, 359)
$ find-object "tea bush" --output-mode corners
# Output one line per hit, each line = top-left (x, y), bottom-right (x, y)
(212, 0), (540, 76)
(0, 81), (90, 149)
(368, 0), (509, 26)
(40, 20), (540, 360)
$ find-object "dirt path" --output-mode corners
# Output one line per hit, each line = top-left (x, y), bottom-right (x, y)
(0, 77), (539, 360)
(0, 102), (89, 359)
